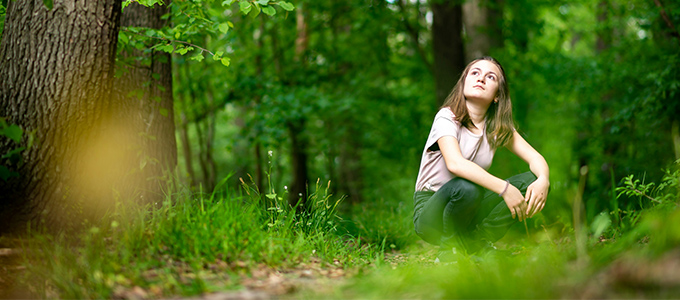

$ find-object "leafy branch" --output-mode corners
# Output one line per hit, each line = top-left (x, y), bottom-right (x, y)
(120, 27), (231, 65)
(118, 0), (295, 66)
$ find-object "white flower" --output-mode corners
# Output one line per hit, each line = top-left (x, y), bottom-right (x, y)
(268, 150), (273, 157)
(284, 186), (288, 190)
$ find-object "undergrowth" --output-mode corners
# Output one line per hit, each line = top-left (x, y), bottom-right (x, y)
(16, 176), (381, 299)
(327, 160), (680, 299)
(12, 161), (680, 299)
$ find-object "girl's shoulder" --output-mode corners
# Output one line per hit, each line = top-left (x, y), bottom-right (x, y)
(435, 107), (457, 123)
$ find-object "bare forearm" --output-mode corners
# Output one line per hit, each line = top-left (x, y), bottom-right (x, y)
(448, 159), (508, 195)
(529, 154), (550, 183)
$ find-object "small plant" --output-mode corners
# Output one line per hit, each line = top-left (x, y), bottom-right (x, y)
(616, 160), (680, 207)
(239, 150), (344, 235)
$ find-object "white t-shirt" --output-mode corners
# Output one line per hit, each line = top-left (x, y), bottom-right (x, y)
(415, 107), (496, 192)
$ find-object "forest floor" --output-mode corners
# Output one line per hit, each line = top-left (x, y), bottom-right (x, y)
(172, 247), (680, 300)
(0, 241), (420, 300)
(3, 242), (680, 299)
(165, 251), (416, 300)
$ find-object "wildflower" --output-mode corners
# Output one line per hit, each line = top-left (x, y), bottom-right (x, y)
(268, 150), (273, 157)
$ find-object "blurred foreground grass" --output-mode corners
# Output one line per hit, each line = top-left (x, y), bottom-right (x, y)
(2, 164), (680, 299)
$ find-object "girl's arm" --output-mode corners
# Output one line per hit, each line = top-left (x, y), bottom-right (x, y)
(438, 136), (529, 221)
(506, 131), (550, 217)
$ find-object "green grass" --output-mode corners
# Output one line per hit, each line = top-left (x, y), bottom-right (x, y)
(11, 162), (680, 299)
(16, 179), (383, 299)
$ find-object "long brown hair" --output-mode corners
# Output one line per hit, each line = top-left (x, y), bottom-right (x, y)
(441, 56), (514, 149)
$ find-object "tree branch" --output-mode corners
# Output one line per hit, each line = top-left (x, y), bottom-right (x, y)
(653, 0), (680, 40)
(396, 0), (433, 74)
(122, 28), (216, 56)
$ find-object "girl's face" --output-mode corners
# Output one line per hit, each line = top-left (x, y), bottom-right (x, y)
(463, 60), (501, 105)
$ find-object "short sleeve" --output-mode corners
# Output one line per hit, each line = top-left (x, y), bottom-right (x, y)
(425, 109), (460, 150)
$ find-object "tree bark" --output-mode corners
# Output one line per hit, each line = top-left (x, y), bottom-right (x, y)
(431, 0), (466, 105)
(0, 0), (123, 233)
(112, 1), (177, 204)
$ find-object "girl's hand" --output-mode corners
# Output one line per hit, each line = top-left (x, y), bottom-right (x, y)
(525, 177), (549, 218)
(503, 185), (528, 222)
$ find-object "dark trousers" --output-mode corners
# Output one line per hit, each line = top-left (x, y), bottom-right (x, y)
(413, 172), (537, 253)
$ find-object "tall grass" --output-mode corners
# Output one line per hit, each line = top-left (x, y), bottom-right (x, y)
(17, 177), (380, 299)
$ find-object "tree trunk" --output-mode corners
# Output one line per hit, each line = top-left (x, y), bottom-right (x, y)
(179, 110), (197, 187)
(673, 120), (680, 161)
(595, 0), (611, 53)
(338, 123), (363, 204)
(0, 0), (122, 233)
(463, 0), (504, 62)
(112, 1), (177, 204)
(431, 0), (466, 105)
(286, 6), (310, 210)
(287, 120), (309, 211)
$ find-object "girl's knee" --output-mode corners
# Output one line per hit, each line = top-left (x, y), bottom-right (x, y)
(508, 172), (537, 190)
(450, 179), (482, 201)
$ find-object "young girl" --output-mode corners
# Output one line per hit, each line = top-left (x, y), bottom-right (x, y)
(413, 57), (550, 260)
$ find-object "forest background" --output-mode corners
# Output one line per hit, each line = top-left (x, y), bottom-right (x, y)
(0, 0), (679, 298)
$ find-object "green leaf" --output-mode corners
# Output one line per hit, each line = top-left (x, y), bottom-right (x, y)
(43, 0), (53, 10)
(228, 21), (234, 28)
(262, 5), (276, 16)
(3, 125), (22, 143)
(256, 0), (270, 5)
(0, 166), (13, 181)
(278, 1), (294, 11)
(218, 23), (230, 34)
(221, 0), (236, 6)
(158, 44), (174, 53)
(239, 1), (252, 15)
(177, 46), (194, 55)
(266, 193), (276, 199)
(191, 53), (205, 62)
(118, 32), (129, 44)
(220, 57), (231, 67)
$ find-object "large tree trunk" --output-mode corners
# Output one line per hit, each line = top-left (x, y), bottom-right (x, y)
(112, 2), (177, 204)
(0, 0), (122, 233)
(431, 0), (466, 105)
